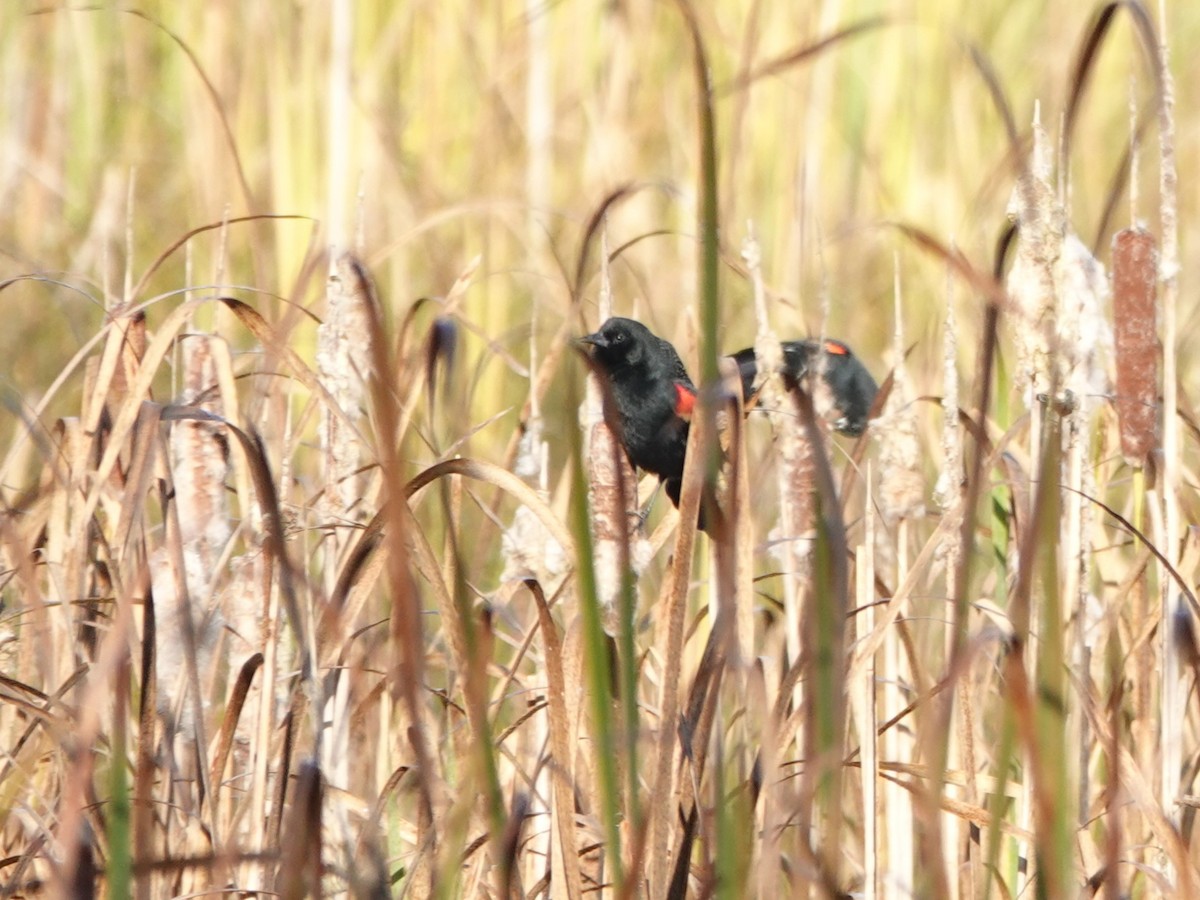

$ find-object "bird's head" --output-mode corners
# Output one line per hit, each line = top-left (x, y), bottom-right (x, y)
(578, 317), (653, 371)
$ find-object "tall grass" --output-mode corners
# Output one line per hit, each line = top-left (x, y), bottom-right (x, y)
(2, 1), (1200, 897)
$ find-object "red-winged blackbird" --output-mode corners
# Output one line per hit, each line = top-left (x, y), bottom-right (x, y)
(580, 316), (877, 523)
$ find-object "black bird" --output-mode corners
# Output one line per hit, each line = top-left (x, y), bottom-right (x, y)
(728, 338), (877, 437)
(580, 316), (877, 525)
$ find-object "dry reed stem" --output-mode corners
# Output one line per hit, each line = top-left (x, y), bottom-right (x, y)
(1056, 235), (1108, 882)
(645, 393), (707, 897)
(852, 472), (878, 899)
(8, 6), (1200, 898)
(1154, 19), (1185, 837)
(849, 511), (962, 682)
(790, 377), (849, 889)
(349, 256), (439, 894)
(516, 49), (558, 877)
(527, 580), (584, 900)
(717, 355), (754, 668)
(52, 415), (165, 893)
(939, 264), (975, 897)
(1006, 103), (1076, 898)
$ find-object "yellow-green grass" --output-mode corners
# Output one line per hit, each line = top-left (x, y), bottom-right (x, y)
(1, 2), (1199, 896)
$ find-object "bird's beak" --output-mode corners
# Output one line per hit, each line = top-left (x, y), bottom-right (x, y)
(578, 332), (607, 349)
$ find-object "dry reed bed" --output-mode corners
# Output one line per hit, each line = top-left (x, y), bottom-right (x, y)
(1, 2), (1199, 898)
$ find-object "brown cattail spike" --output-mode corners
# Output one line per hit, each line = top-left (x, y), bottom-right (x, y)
(1111, 227), (1158, 467)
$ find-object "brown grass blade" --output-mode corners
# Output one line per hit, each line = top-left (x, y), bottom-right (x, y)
(571, 183), (654, 305)
(1063, 1), (1164, 174)
(207, 653), (264, 804)
(277, 759), (323, 900)
(329, 456), (575, 628)
(526, 579), (584, 900)
(720, 16), (890, 95)
(645, 379), (708, 897)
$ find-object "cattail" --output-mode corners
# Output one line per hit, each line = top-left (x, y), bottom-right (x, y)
(577, 223), (647, 620)
(1057, 234), (1111, 410)
(744, 233), (815, 679)
(318, 254), (370, 528)
(1111, 227), (1158, 467)
(161, 334), (231, 739)
(500, 434), (569, 583)
(1006, 106), (1064, 412)
(876, 261), (924, 524)
(171, 335), (232, 571)
(934, 286), (960, 514)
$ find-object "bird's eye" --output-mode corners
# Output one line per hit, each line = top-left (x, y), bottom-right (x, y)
(613, 333), (625, 343)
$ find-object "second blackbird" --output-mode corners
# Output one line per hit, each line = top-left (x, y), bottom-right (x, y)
(580, 316), (877, 522)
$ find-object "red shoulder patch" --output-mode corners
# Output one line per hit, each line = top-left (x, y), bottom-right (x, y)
(823, 340), (849, 356)
(674, 383), (697, 419)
